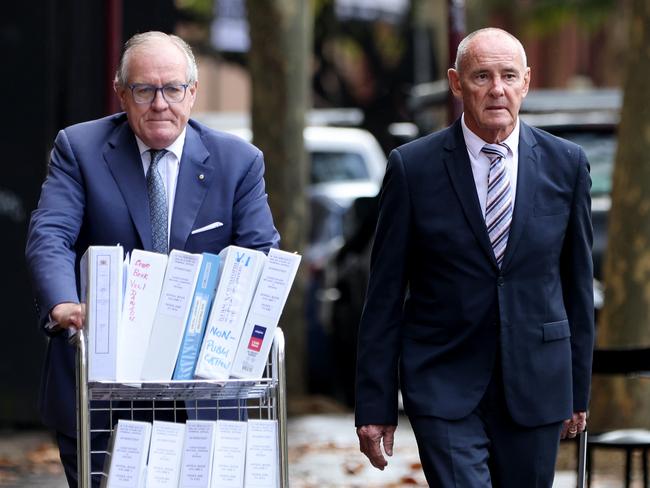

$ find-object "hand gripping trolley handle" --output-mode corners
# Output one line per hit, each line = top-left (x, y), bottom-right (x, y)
(74, 327), (289, 488)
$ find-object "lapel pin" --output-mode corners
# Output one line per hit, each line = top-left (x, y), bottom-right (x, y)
(198, 173), (205, 181)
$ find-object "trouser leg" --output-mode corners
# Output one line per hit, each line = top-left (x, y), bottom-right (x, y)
(56, 431), (107, 488)
(408, 366), (563, 488)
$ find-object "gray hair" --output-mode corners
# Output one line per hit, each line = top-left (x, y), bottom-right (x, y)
(454, 28), (527, 73)
(115, 31), (198, 86)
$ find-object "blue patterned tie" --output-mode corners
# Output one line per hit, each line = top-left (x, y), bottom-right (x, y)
(482, 143), (512, 268)
(147, 149), (168, 254)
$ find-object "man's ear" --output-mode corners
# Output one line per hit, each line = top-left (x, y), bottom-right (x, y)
(522, 67), (531, 97)
(114, 81), (126, 111)
(447, 68), (462, 99)
(188, 80), (198, 109)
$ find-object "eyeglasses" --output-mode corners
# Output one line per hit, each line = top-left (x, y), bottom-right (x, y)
(128, 83), (190, 104)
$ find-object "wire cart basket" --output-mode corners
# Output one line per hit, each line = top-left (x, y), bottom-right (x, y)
(74, 327), (288, 488)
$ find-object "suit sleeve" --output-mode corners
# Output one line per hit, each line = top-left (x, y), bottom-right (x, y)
(355, 149), (410, 427)
(560, 147), (595, 412)
(231, 150), (280, 252)
(25, 129), (85, 329)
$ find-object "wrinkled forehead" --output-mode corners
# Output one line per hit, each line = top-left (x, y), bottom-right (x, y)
(125, 40), (188, 81)
(130, 38), (185, 64)
(461, 33), (526, 72)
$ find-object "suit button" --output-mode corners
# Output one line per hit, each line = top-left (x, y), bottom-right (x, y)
(497, 276), (505, 287)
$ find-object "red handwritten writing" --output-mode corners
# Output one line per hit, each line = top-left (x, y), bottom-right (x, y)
(127, 260), (153, 321)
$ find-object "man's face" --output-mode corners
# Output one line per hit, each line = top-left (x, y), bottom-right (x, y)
(447, 32), (530, 143)
(115, 39), (197, 149)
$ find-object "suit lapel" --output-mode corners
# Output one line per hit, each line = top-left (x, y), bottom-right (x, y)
(443, 121), (498, 267)
(500, 122), (538, 270)
(104, 120), (152, 250)
(169, 124), (213, 251)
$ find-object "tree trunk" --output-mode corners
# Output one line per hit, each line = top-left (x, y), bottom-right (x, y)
(589, 0), (650, 431)
(246, 0), (311, 400)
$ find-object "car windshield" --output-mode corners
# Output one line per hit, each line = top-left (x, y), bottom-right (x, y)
(547, 129), (616, 197)
(311, 151), (369, 184)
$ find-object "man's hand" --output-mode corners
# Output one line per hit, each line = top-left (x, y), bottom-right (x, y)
(561, 411), (587, 439)
(51, 302), (86, 330)
(357, 424), (397, 470)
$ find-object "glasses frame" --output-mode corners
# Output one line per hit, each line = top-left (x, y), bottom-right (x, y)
(128, 83), (190, 104)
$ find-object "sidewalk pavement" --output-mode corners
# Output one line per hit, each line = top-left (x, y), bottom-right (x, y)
(287, 413), (627, 488)
(0, 413), (641, 487)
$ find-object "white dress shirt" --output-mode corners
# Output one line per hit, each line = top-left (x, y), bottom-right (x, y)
(135, 128), (187, 240)
(460, 114), (520, 218)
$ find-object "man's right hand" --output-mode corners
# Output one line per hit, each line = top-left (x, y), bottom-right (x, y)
(51, 302), (86, 330)
(357, 424), (397, 470)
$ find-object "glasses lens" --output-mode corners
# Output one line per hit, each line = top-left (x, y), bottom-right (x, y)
(163, 85), (186, 103)
(132, 85), (156, 103)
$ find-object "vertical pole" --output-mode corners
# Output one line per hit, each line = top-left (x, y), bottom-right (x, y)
(412, 0), (432, 85)
(273, 328), (289, 487)
(447, 0), (465, 124)
(76, 329), (91, 488)
(577, 431), (588, 488)
(105, 0), (123, 115)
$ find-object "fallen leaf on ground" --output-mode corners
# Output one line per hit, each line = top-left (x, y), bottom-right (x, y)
(0, 457), (18, 469)
(26, 443), (60, 465)
(342, 460), (364, 475)
(400, 476), (419, 484)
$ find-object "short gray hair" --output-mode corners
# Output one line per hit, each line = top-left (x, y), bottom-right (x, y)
(115, 31), (198, 86)
(454, 28), (527, 73)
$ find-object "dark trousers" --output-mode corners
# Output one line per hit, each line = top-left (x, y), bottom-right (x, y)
(409, 369), (563, 488)
(56, 431), (107, 488)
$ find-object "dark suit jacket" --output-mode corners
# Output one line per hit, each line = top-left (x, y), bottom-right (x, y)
(25, 113), (280, 436)
(355, 120), (594, 429)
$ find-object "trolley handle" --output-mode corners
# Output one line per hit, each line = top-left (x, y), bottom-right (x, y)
(75, 328), (91, 488)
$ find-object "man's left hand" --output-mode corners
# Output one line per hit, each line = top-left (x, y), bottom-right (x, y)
(561, 411), (587, 439)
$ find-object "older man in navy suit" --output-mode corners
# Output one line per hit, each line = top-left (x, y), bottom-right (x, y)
(26, 31), (279, 487)
(355, 28), (593, 487)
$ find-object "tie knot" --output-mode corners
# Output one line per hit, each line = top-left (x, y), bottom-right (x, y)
(481, 143), (508, 163)
(149, 149), (167, 168)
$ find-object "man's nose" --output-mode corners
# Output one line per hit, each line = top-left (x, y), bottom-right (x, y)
(489, 77), (505, 96)
(151, 89), (169, 110)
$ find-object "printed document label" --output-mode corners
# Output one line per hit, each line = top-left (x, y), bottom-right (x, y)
(247, 325), (266, 352)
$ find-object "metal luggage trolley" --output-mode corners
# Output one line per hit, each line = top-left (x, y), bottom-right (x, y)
(74, 327), (288, 488)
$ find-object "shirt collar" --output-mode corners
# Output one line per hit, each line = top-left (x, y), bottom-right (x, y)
(135, 127), (187, 161)
(461, 114), (520, 159)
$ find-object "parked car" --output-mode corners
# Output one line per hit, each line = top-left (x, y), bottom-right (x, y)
(193, 113), (387, 394)
(298, 126), (386, 394)
(322, 89), (620, 405)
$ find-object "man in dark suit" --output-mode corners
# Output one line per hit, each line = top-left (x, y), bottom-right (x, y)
(25, 31), (279, 487)
(355, 28), (593, 487)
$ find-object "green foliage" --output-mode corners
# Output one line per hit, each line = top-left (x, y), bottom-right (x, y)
(474, 0), (618, 34)
(176, 0), (214, 23)
(524, 0), (618, 33)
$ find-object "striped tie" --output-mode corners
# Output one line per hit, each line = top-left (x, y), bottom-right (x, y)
(147, 149), (168, 254)
(482, 143), (512, 268)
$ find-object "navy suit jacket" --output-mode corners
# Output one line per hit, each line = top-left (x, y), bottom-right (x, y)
(26, 113), (280, 436)
(355, 120), (594, 429)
